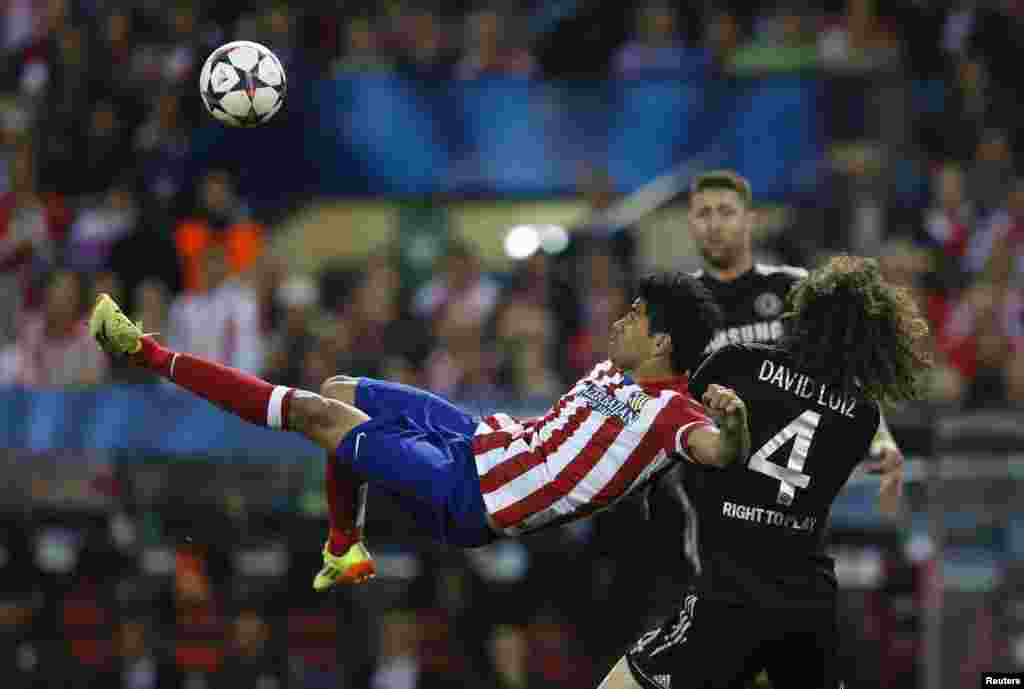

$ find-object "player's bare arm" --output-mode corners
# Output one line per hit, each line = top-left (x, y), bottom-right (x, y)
(687, 384), (750, 467)
(868, 421), (904, 517)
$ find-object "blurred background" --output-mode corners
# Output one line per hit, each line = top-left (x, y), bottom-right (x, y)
(1, 0), (1023, 687)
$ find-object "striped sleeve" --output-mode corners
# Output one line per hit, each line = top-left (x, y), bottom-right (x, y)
(664, 394), (715, 463)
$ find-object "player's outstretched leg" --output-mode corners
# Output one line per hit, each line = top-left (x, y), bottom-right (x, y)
(89, 293), (376, 586)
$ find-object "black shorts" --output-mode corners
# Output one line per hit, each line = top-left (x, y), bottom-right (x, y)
(624, 590), (842, 689)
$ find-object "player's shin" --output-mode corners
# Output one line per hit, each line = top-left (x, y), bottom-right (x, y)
(325, 455), (368, 555)
(135, 335), (296, 430)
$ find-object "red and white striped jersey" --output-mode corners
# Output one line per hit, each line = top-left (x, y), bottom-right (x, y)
(472, 360), (714, 536)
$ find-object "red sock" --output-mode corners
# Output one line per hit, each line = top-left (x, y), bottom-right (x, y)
(136, 336), (295, 430)
(325, 458), (366, 555)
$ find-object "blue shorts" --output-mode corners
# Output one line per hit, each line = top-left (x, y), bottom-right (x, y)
(334, 378), (496, 548)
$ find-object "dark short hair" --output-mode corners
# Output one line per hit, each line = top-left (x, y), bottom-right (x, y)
(690, 169), (752, 206)
(637, 272), (722, 374)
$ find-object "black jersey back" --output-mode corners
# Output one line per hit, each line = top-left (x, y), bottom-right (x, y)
(687, 342), (881, 609)
(695, 263), (807, 354)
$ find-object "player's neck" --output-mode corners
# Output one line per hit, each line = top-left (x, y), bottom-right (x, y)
(630, 359), (677, 383)
(705, 255), (754, 282)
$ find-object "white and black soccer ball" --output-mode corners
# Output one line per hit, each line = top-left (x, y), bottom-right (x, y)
(199, 41), (286, 128)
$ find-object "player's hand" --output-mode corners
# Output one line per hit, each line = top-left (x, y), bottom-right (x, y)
(864, 444), (903, 475)
(703, 384), (747, 429)
(866, 443), (904, 516)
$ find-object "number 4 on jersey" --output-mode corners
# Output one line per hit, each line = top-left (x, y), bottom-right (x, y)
(746, 410), (821, 506)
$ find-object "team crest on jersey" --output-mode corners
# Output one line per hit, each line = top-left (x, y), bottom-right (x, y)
(580, 382), (641, 425)
(754, 292), (783, 318)
(627, 391), (652, 414)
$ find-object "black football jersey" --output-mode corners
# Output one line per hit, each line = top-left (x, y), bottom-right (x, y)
(686, 342), (881, 609)
(695, 263), (808, 354)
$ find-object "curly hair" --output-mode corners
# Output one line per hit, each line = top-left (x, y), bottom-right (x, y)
(781, 255), (932, 403)
(638, 272), (723, 374)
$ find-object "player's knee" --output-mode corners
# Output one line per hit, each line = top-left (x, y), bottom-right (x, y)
(320, 374), (360, 400)
(289, 392), (340, 435)
(288, 390), (369, 451)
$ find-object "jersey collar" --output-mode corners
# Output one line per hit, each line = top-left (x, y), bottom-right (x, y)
(631, 374), (691, 395)
(703, 265), (757, 285)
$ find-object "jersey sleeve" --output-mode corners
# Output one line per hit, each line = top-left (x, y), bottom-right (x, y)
(664, 393), (716, 463)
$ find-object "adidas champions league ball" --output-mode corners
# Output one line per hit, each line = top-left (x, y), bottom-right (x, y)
(199, 41), (286, 127)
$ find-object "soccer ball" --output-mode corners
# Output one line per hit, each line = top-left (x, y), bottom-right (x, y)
(199, 41), (286, 127)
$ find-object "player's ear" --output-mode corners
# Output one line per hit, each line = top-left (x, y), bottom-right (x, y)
(745, 205), (760, 231)
(655, 332), (672, 357)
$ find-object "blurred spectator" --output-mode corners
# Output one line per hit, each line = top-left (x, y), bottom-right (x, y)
(252, 4), (302, 72)
(0, 268), (107, 387)
(167, 242), (265, 374)
(967, 129), (1016, 217)
(525, 608), (593, 689)
(264, 275), (319, 388)
(572, 163), (635, 275)
(66, 180), (140, 274)
(0, 587), (90, 689)
(395, 8), (456, 80)
(485, 624), (543, 689)
(380, 354), (423, 387)
(159, 3), (202, 86)
(730, 4), (818, 74)
(340, 252), (431, 377)
(33, 24), (91, 189)
(107, 215), (182, 314)
(455, 10), (535, 79)
(175, 170), (264, 293)
(0, 105), (27, 192)
(566, 243), (630, 376)
(985, 178), (1024, 287)
(612, 4), (709, 77)
(78, 98), (133, 197)
(333, 17), (394, 74)
(91, 617), (180, 689)
(174, 547), (216, 617)
(704, 10), (741, 74)
(935, 57), (994, 162)
(918, 162), (981, 283)
(2, 0), (36, 54)
(357, 608), (466, 689)
(494, 292), (561, 400)
(133, 278), (171, 337)
(133, 91), (191, 219)
(0, 138), (68, 342)
(826, 144), (887, 257)
(935, 279), (1022, 408)
(818, 0), (902, 71)
(91, 270), (124, 306)
(214, 608), (284, 689)
(90, 7), (147, 125)
(297, 332), (341, 391)
(413, 239), (499, 334)
(424, 317), (500, 401)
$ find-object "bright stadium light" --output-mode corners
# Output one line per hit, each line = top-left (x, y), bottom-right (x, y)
(504, 225), (541, 260)
(538, 224), (569, 254)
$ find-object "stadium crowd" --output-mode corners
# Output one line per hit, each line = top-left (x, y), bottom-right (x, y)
(0, 1), (1022, 688)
